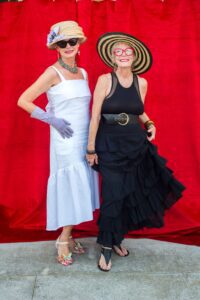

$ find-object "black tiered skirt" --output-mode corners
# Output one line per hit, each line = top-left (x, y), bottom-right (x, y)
(93, 121), (185, 247)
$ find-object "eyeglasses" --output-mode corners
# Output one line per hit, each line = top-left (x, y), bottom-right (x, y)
(56, 38), (79, 48)
(113, 48), (134, 56)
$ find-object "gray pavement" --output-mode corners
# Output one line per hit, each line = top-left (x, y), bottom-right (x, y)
(0, 238), (200, 300)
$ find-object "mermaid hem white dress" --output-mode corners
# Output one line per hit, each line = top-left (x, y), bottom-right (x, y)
(45, 66), (99, 231)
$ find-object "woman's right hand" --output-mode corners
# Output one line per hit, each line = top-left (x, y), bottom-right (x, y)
(86, 153), (98, 166)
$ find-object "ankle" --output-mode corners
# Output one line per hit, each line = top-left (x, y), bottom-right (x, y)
(59, 233), (71, 241)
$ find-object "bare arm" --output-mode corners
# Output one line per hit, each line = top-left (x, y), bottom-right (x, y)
(138, 76), (156, 141)
(137, 76), (149, 122)
(17, 67), (58, 113)
(87, 74), (110, 151)
(86, 74), (110, 165)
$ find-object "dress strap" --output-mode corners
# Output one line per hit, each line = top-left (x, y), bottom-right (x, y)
(106, 72), (118, 99)
(80, 68), (87, 80)
(50, 66), (65, 81)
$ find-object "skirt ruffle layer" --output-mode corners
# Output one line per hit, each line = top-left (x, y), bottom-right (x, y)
(94, 123), (185, 246)
(47, 160), (99, 230)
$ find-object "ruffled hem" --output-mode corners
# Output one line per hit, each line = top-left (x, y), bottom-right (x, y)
(46, 160), (99, 230)
(94, 128), (185, 244)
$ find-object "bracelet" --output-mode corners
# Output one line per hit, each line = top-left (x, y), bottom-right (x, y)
(144, 120), (155, 130)
(86, 149), (96, 155)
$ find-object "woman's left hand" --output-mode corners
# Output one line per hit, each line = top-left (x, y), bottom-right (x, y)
(147, 125), (156, 141)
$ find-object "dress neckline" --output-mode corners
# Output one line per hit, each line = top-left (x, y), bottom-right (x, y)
(48, 78), (86, 91)
(114, 72), (134, 89)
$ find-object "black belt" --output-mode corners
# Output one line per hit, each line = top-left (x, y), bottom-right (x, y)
(102, 113), (139, 126)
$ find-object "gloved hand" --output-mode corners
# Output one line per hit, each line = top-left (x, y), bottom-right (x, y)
(31, 106), (73, 139)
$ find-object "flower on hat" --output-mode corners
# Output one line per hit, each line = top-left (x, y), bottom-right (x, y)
(47, 26), (65, 45)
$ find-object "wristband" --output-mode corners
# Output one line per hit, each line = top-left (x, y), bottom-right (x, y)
(144, 120), (155, 130)
(86, 149), (96, 155)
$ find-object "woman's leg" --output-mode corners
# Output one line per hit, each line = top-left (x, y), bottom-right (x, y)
(57, 225), (85, 256)
(56, 225), (73, 265)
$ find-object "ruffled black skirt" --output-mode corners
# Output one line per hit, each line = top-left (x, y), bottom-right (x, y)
(93, 121), (185, 247)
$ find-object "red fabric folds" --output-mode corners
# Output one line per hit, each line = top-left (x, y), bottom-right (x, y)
(0, 0), (200, 244)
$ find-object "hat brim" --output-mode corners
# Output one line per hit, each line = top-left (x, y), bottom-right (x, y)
(96, 32), (152, 74)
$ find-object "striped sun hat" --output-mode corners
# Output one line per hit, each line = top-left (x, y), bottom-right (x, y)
(96, 32), (152, 74)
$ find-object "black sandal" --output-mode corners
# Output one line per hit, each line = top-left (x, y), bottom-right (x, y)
(98, 246), (112, 272)
(113, 245), (129, 257)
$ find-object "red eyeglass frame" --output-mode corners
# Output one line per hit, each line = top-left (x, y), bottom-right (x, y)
(113, 47), (134, 56)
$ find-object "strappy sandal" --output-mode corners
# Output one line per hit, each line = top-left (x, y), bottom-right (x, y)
(98, 246), (112, 272)
(55, 236), (73, 266)
(113, 244), (129, 257)
(69, 236), (85, 254)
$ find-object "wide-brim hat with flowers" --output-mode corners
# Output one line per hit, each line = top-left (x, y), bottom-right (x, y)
(96, 32), (152, 74)
(47, 21), (87, 50)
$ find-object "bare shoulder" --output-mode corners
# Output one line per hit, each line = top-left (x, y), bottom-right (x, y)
(38, 65), (60, 85)
(45, 65), (59, 75)
(98, 73), (111, 82)
(137, 75), (148, 89)
(19, 65), (58, 97)
(93, 73), (111, 101)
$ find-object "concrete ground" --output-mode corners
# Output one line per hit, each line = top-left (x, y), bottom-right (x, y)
(0, 238), (200, 300)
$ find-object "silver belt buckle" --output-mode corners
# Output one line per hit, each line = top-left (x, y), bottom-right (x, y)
(118, 113), (129, 126)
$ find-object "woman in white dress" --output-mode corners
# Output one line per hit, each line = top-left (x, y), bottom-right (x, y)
(17, 21), (99, 266)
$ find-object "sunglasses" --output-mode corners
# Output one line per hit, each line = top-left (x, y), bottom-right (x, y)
(56, 38), (79, 48)
(113, 48), (134, 56)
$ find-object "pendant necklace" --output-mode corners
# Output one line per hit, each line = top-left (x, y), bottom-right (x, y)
(58, 57), (78, 74)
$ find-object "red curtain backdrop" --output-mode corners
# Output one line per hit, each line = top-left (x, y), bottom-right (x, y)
(0, 0), (200, 244)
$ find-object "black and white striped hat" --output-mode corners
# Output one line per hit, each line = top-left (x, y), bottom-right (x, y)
(96, 32), (152, 74)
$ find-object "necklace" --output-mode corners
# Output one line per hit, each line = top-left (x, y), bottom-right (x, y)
(58, 57), (78, 74)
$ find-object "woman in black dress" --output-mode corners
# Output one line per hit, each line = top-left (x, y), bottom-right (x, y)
(86, 32), (185, 271)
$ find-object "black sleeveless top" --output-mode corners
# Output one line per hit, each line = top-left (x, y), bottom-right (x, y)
(101, 72), (144, 115)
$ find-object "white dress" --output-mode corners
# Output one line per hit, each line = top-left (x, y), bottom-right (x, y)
(45, 66), (99, 230)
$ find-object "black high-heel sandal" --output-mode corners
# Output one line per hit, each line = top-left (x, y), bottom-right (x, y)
(113, 244), (129, 257)
(98, 246), (112, 272)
